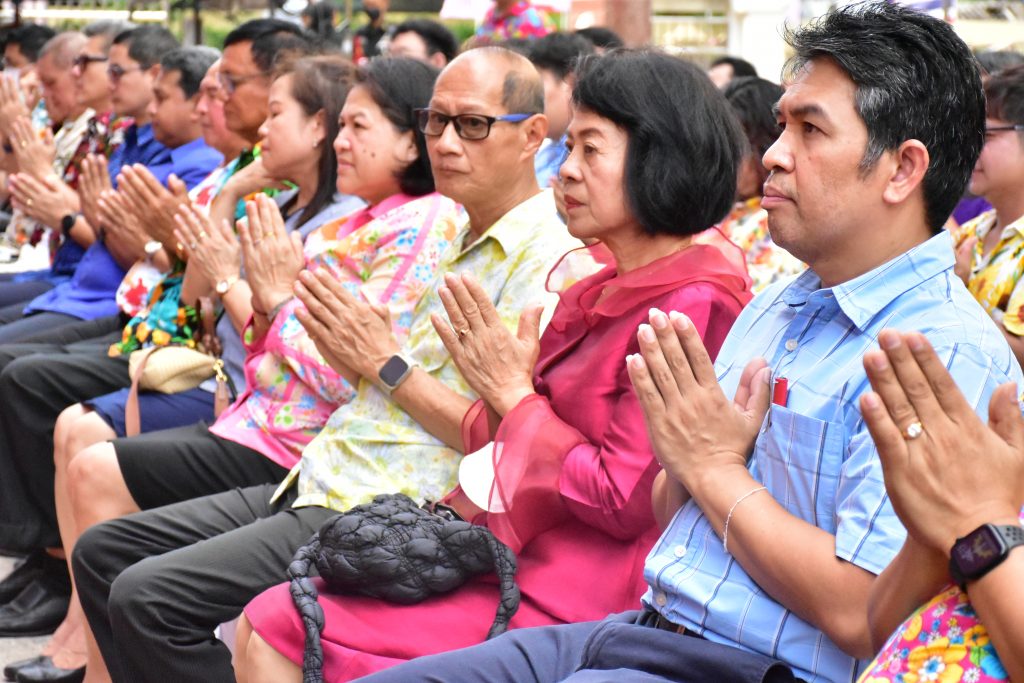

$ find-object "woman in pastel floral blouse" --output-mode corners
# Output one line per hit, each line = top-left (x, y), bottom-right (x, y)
(856, 331), (1024, 683)
(45, 56), (459, 683)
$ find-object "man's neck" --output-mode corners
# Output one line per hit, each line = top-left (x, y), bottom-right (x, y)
(128, 110), (151, 126)
(464, 174), (541, 239)
(810, 204), (934, 288)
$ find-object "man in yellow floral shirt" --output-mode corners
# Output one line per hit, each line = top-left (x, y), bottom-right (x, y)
(72, 47), (583, 682)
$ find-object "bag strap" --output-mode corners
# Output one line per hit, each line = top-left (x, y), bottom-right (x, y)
(199, 296), (222, 357)
(124, 346), (159, 437)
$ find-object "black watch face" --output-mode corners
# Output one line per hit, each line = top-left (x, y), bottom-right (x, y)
(378, 355), (409, 387)
(952, 525), (1006, 577)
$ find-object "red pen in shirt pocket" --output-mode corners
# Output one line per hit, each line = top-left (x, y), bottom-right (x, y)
(772, 377), (789, 407)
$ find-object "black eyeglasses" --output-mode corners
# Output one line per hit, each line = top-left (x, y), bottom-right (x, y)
(414, 108), (534, 141)
(984, 124), (1024, 139)
(107, 64), (143, 82)
(73, 54), (108, 70)
(217, 71), (264, 96)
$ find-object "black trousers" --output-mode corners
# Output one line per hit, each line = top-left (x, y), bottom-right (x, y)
(0, 315), (127, 551)
(73, 484), (335, 683)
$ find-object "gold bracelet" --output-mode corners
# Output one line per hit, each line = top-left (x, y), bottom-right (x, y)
(722, 485), (767, 555)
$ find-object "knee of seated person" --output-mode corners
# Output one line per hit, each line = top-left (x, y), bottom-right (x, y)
(106, 559), (169, 630)
(2, 352), (50, 388)
(67, 442), (117, 504)
(54, 404), (86, 465)
(71, 519), (122, 584)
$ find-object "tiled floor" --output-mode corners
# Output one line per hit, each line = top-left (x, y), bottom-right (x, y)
(0, 556), (49, 675)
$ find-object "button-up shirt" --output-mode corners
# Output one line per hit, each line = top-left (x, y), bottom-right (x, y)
(535, 134), (567, 190)
(25, 128), (221, 321)
(275, 190), (582, 511)
(643, 231), (1022, 682)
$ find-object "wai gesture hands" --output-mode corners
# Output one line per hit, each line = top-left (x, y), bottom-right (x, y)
(430, 272), (539, 417)
(627, 308), (771, 490)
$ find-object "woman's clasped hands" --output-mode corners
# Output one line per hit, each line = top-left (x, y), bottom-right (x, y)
(237, 193), (304, 317)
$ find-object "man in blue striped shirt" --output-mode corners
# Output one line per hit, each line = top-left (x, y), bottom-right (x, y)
(352, 3), (1023, 683)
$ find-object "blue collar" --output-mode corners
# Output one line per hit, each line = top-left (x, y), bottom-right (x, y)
(782, 231), (955, 331)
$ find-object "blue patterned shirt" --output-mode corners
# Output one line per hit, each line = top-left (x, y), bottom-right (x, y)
(643, 231), (1022, 682)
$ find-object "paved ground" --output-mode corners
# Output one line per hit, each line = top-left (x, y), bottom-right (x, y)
(0, 555), (49, 674)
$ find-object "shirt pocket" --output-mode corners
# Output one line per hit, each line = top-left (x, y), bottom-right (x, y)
(755, 405), (845, 534)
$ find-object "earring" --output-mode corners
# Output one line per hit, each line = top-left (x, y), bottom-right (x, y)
(313, 139), (321, 149)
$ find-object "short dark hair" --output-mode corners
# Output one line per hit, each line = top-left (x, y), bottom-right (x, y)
(224, 19), (311, 75)
(529, 32), (594, 81)
(160, 46), (219, 99)
(392, 19), (459, 65)
(710, 56), (757, 79)
(975, 50), (1024, 78)
(574, 26), (623, 51)
(573, 49), (745, 236)
(784, 1), (985, 232)
(355, 57), (440, 197)
(83, 20), (135, 53)
(7, 24), (57, 62)
(985, 65), (1024, 128)
(277, 55), (355, 227)
(113, 25), (179, 69)
(723, 76), (783, 160)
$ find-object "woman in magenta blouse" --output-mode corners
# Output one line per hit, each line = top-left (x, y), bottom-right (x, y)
(238, 49), (753, 683)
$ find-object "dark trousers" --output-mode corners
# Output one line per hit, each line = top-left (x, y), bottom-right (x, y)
(353, 611), (801, 683)
(0, 316), (128, 551)
(0, 306), (81, 343)
(0, 278), (53, 309)
(72, 484), (335, 683)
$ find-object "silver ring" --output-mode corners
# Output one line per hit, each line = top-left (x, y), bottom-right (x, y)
(457, 328), (469, 339)
(902, 421), (924, 440)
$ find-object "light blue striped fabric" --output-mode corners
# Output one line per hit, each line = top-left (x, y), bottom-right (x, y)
(642, 231), (1023, 682)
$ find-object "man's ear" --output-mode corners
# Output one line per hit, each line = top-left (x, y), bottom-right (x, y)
(145, 63), (162, 83)
(521, 112), (548, 159)
(882, 139), (929, 206)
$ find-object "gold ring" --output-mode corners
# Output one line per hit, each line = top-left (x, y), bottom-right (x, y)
(19, 140), (26, 148)
(902, 421), (924, 440)
(198, 231), (207, 240)
(176, 241), (185, 253)
(25, 198), (32, 207)
(457, 328), (469, 339)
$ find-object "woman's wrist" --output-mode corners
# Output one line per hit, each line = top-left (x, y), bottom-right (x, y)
(489, 383), (537, 417)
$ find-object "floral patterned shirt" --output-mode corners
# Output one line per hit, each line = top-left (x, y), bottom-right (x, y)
(955, 210), (1024, 335)
(210, 193), (460, 471)
(275, 190), (581, 511)
(476, 0), (556, 42)
(717, 197), (804, 293)
(858, 584), (1008, 683)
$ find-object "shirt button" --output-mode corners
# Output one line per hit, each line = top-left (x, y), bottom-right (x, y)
(674, 545), (687, 558)
(655, 591), (668, 607)
(785, 338), (798, 351)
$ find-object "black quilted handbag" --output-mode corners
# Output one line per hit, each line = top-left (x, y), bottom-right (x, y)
(287, 493), (521, 683)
